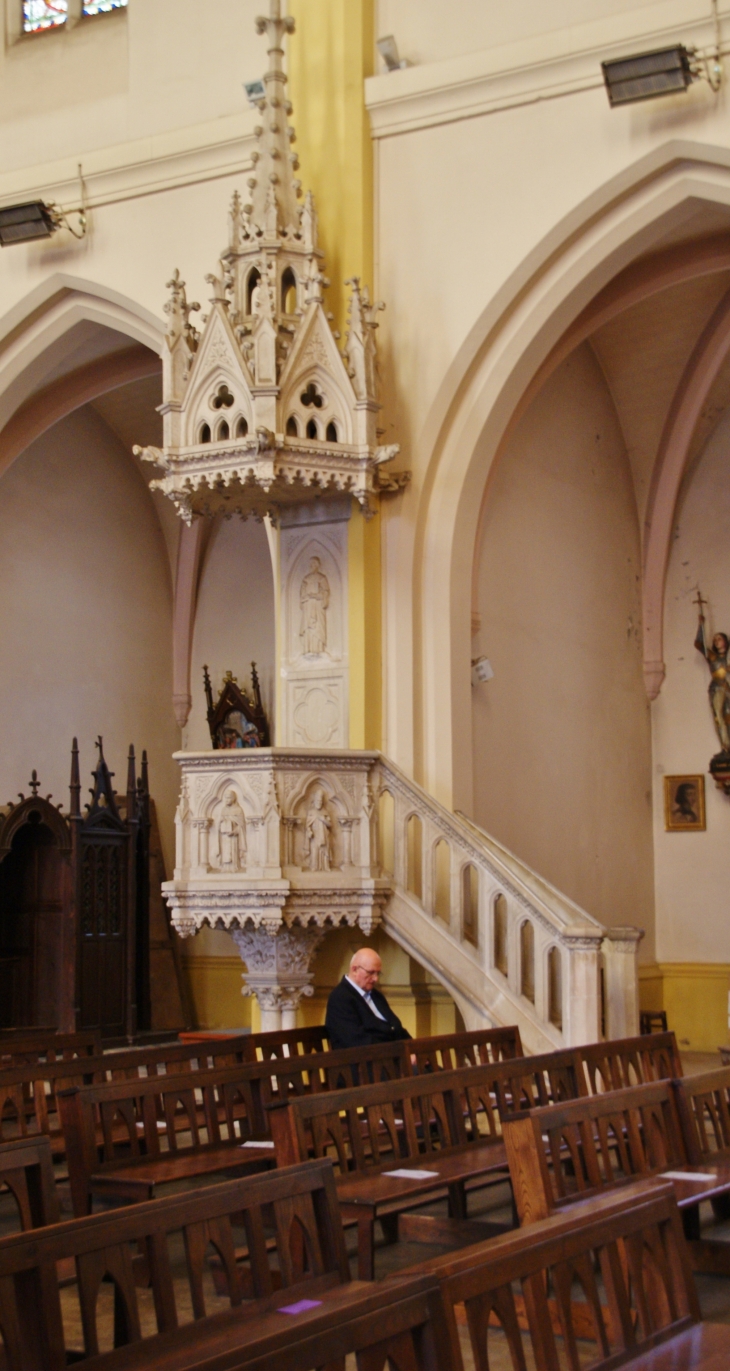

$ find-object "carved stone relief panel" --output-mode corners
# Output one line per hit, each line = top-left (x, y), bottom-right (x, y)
(279, 508), (349, 748)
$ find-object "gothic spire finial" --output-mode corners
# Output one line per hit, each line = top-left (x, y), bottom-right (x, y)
(249, 0), (301, 236)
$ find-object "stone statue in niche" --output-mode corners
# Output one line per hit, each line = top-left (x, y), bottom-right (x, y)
(304, 787), (332, 871)
(216, 790), (247, 871)
(299, 556), (330, 656)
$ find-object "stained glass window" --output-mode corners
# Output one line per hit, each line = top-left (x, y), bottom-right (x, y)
(23, 0), (127, 30)
(83, 0), (127, 13)
(23, 0), (67, 31)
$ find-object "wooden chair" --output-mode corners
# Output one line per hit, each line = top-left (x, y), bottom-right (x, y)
(410, 1178), (730, 1371)
(0, 1159), (356, 1370)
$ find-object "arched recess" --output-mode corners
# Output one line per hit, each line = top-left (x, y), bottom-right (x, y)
(410, 141), (730, 812)
(0, 277), (208, 729)
(642, 284), (730, 698)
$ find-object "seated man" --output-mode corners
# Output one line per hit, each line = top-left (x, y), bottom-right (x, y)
(325, 948), (411, 1049)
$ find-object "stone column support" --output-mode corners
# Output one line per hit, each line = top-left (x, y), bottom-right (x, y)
(230, 923), (327, 1032)
(602, 926), (644, 1040)
(561, 931), (604, 1046)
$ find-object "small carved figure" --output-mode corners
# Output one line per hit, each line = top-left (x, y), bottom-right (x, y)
(299, 556), (330, 656)
(695, 591), (730, 752)
(304, 788), (332, 872)
(217, 790), (246, 871)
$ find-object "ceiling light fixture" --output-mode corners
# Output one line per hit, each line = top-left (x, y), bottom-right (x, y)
(602, 46), (696, 105)
(0, 164), (87, 247)
(603, 0), (723, 106)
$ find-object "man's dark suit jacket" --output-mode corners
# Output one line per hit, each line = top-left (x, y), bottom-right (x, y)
(325, 976), (412, 1050)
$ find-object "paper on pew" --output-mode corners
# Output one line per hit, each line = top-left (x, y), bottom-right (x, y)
(382, 1168), (440, 1179)
(661, 1170), (717, 1182)
(239, 1140), (275, 1148)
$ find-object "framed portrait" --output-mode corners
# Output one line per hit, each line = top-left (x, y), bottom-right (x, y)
(664, 774), (706, 832)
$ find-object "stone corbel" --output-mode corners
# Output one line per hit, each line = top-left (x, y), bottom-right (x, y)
(231, 923), (326, 1032)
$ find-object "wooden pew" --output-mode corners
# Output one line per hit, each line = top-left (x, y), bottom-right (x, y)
(502, 1078), (730, 1273)
(0, 1135), (60, 1231)
(673, 1064), (730, 1262)
(410, 1178), (730, 1371)
(179, 1025), (330, 1058)
(410, 1025), (523, 1070)
(0, 1035), (256, 1158)
(265, 1035), (688, 1279)
(57, 1064), (279, 1215)
(0, 1026), (519, 1163)
(72, 1275), (452, 1371)
(53, 1040), (413, 1216)
(267, 1062), (517, 1278)
(0, 1030), (102, 1064)
(0, 1159), (366, 1371)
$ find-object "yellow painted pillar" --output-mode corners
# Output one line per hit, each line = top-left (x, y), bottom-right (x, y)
(288, 0), (381, 749)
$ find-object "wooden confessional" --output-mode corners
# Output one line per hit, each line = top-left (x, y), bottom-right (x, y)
(0, 740), (185, 1041)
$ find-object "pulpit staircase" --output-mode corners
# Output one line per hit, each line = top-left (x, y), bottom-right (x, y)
(373, 756), (642, 1055)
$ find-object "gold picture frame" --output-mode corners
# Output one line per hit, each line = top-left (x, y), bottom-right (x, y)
(664, 774), (706, 832)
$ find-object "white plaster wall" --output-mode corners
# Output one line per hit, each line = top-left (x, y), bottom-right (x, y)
(653, 411), (730, 961)
(375, 0), (672, 66)
(472, 344), (654, 949)
(372, 6), (730, 788)
(185, 516), (276, 753)
(0, 404), (179, 868)
(0, 0), (265, 170)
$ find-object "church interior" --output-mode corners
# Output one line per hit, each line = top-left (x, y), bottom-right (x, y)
(2, 1), (730, 1364)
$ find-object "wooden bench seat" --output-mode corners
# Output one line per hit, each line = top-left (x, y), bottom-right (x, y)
(502, 1077), (730, 1273)
(409, 1178), (730, 1371)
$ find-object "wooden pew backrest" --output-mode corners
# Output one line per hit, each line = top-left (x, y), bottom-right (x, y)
(0, 1136), (59, 1232)
(0, 1031), (102, 1065)
(580, 1031), (682, 1092)
(503, 1080), (686, 1224)
(674, 1065), (730, 1163)
(409, 1025), (523, 1072)
(412, 1179), (700, 1371)
(247, 1025), (330, 1059)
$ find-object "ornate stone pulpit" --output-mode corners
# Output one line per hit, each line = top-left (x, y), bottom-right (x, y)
(142, 2), (406, 1027)
(166, 749), (389, 1029)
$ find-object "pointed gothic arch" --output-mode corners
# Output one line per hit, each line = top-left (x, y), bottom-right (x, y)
(409, 142), (730, 811)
